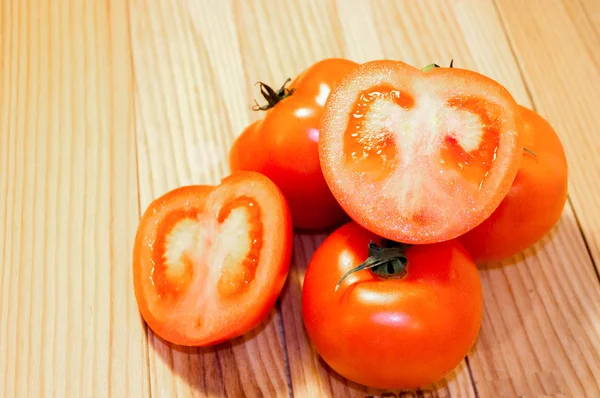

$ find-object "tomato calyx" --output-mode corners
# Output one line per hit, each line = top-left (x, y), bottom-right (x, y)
(251, 78), (295, 111)
(422, 59), (455, 72)
(335, 239), (411, 292)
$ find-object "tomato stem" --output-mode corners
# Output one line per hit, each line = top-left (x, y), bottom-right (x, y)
(422, 60), (454, 72)
(335, 239), (410, 292)
(422, 63), (440, 72)
(251, 78), (295, 111)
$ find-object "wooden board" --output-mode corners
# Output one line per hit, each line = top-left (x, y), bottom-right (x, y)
(0, 1), (149, 397)
(1, 0), (599, 396)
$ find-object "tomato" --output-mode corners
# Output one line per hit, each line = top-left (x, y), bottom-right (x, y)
(318, 60), (524, 243)
(302, 222), (482, 389)
(133, 171), (293, 346)
(459, 105), (568, 261)
(229, 58), (358, 230)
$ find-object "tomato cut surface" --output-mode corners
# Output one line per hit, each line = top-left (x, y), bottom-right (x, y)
(319, 60), (524, 243)
(133, 171), (292, 346)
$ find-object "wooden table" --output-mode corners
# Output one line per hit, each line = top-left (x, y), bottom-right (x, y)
(2, 1), (600, 397)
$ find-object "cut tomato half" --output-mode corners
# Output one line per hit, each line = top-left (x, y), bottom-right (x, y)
(133, 171), (293, 346)
(319, 60), (524, 243)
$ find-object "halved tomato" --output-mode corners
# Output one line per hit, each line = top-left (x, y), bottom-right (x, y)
(133, 171), (293, 346)
(319, 60), (524, 243)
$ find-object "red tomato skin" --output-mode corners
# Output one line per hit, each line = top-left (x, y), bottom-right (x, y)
(302, 222), (482, 390)
(460, 106), (568, 262)
(230, 58), (358, 231)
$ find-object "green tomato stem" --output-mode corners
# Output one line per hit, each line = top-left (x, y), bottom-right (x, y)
(252, 78), (295, 111)
(335, 239), (410, 292)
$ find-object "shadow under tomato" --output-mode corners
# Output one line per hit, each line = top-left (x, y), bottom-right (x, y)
(148, 309), (283, 397)
(474, 218), (560, 270)
(315, 354), (457, 398)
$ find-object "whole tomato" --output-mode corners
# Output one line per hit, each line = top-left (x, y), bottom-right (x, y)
(460, 105), (568, 262)
(230, 58), (358, 230)
(302, 222), (482, 390)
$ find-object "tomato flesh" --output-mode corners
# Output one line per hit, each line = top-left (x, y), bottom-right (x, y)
(215, 196), (262, 296)
(133, 172), (292, 346)
(440, 97), (501, 188)
(344, 86), (413, 180)
(320, 61), (524, 243)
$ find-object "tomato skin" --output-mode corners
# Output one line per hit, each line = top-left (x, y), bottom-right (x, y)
(302, 222), (482, 390)
(318, 60), (524, 244)
(230, 58), (358, 230)
(133, 171), (293, 346)
(460, 106), (568, 262)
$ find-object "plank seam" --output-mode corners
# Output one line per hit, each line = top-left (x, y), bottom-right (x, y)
(490, 0), (536, 108)
(566, 197), (600, 284)
(464, 356), (480, 398)
(276, 300), (294, 398)
(572, 0), (600, 71)
(578, 0), (600, 42)
(125, 0), (152, 396)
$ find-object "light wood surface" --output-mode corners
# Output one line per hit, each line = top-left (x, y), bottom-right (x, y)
(1, 0), (599, 397)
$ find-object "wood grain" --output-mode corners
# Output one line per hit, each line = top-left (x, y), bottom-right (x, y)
(0, 0), (149, 397)
(1, 0), (600, 397)
(129, 0), (289, 397)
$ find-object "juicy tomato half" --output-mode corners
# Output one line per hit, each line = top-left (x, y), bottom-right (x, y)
(230, 58), (358, 231)
(319, 60), (524, 243)
(302, 222), (482, 390)
(460, 105), (568, 262)
(133, 171), (293, 346)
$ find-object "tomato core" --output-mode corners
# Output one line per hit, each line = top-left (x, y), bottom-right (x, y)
(149, 196), (264, 302)
(344, 87), (501, 190)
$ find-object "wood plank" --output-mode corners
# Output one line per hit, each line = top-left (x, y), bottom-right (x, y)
(128, 1), (289, 396)
(580, 0), (600, 38)
(563, 0), (600, 69)
(0, 1), (149, 397)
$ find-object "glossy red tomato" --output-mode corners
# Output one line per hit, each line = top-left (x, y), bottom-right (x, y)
(302, 222), (482, 390)
(319, 60), (524, 243)
(133, 171), (292, 346)
(460, 105), (568, 261)
(230, 58), (358, 230)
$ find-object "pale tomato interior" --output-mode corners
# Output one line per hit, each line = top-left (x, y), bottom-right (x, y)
(149, 195), (265, 339)
(341, 85), (503, 229)
(344, 85), (500, 188)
